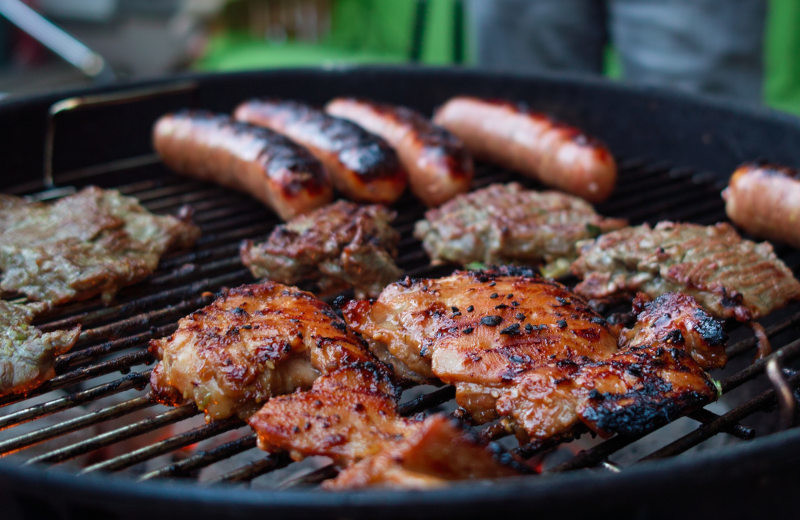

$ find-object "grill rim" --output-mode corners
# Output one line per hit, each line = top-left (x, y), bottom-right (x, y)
(1, 65), (800, 515)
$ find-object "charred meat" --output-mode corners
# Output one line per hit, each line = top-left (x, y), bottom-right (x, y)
(240, 200), (401, 298)
(344, 268), (726, 442)
(0, 187), (199, 305)
(1, 300), (80, 397)
(571, 221), (800, 321)
(413, 183), (626, 277)
(149, 281), (375, 421)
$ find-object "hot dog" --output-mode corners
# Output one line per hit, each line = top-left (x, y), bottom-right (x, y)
(325, 97), (473, 207)
(723, 162), (800, 248)
(433, 96), (617, 203)
(234, 99), (407, 204)
(153, 110), (332, 221)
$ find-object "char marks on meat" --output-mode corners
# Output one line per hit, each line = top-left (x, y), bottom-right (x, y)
(571, 221), (800, 321)
(414, 183), (626, 277)
(149, 281), (374, 421)
(0, 187), (199, 305)
(0, 300), (80, 396)
(344, 268), (726, 442)
(240, 200), (401, 298)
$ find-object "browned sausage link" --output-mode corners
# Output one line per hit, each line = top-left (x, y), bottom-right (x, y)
(325, 97), (474, 207)
(234, 99), (407, 204)
(433, 96), (617, 203)
(153, 110), (333, 221)
(723, 162), (800, 248)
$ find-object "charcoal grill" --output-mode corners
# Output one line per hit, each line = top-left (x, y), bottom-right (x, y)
(1, 66), (800, 519)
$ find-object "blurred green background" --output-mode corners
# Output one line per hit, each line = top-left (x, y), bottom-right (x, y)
(196, 0), (800, 115)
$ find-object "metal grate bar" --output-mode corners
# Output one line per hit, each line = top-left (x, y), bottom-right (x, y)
(81, 416), (244, 474)
(0, 397), (153, 455)
(209, 452), (293, 484)
(26, 404), (199, 465)
(137, 434), (257, 481)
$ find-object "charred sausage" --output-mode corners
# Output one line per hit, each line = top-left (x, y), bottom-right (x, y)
(433, 96), (617, 203)
(723, 162), (800, 248)
(153, 110), (332, 221)
(234, 99), (407, 204)
(325, 97), (473, 207)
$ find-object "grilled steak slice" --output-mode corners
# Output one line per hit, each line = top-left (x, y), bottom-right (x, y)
(345, 268), (726, 442)
(413, 183), (626, 277)
(1, 301), (80, 396)
(0, 187), (199, 305)
(571, 221), (800, 321)
(240, 200), (401, 298)
(324, 416), (519, 489)
(149, 281), (376, 421)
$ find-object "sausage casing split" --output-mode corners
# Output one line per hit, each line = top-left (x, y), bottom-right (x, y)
(433, 96), (617, 203)
(234, 99), (407, 204)
(723, 162), (800, 248)
(153, 110), (332, 221)
(325, 97), (473, 207)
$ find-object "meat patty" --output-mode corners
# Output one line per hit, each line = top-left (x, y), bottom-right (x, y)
(571, 221), (800, 321)
(344, 268), (726, 441)
(0, 187), (200, 305)
(149, 281), (375, 421)
(1, 300), (80, 397)
(413, 183), (626, 277)
(240, 200), (401, 298)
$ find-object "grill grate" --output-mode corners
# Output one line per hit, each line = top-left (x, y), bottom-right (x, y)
(1, 154), (799, 489)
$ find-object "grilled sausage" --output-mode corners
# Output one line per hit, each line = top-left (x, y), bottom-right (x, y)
(433, 96), (617, 203)
(325, 97), (473, 207)
(234, 99), (407, 204)
(153, 110), (332, 221)
(723, 162), (800, 248)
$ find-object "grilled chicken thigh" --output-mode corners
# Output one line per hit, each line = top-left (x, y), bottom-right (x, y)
(344, 268), (726, 442)
(149, 281), (374, 420)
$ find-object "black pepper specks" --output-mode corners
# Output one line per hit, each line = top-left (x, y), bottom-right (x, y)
(557, 319), (568, 329)
(451, 306), (460, 313)
(488, 281), (496, 287)
(590, 316), (607, 326)
(511, 301), (520, 307)
(500, 323), (520, 335)
(525, 323), (534, 333)
(462, 326), (474, 334)
(467, 305), (474, 312)
(494, 304), (509, 310)
(490, 293), (499, 299)
(481, 315), (503, 326)
(515, 313), (526, 320)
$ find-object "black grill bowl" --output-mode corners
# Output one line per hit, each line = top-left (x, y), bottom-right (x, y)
(1, 66), (800, 519)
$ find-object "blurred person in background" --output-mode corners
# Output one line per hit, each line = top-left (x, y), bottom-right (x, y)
(468, 0), (766, 103)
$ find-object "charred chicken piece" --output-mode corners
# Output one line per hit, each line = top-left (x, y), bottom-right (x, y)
(1, 300), (80, 397)
(324, 415), (520, 489)
(0, 187), (199, 305)
(248, 359), (518, 488)
(240, 200), (401, 298)
(413, 183), (626, 277)
(571, 221), (800, 321)
(149, 281), (375, 421)
(497, 293), (725, 440)
(345, 268), (727, 442)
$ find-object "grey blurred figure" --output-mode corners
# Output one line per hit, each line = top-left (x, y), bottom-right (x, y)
(468, 0), (767, 102)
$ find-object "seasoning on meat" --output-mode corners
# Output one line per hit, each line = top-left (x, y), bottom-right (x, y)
(413, 183), (626, 277)
(1, 300), (80, 397)
(240, 200), (401, 298)
(571, 221), (800, 321)
(344, 267), (726, 442)
(0, 186), (200, 305)
(149, 281), (375, 421)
